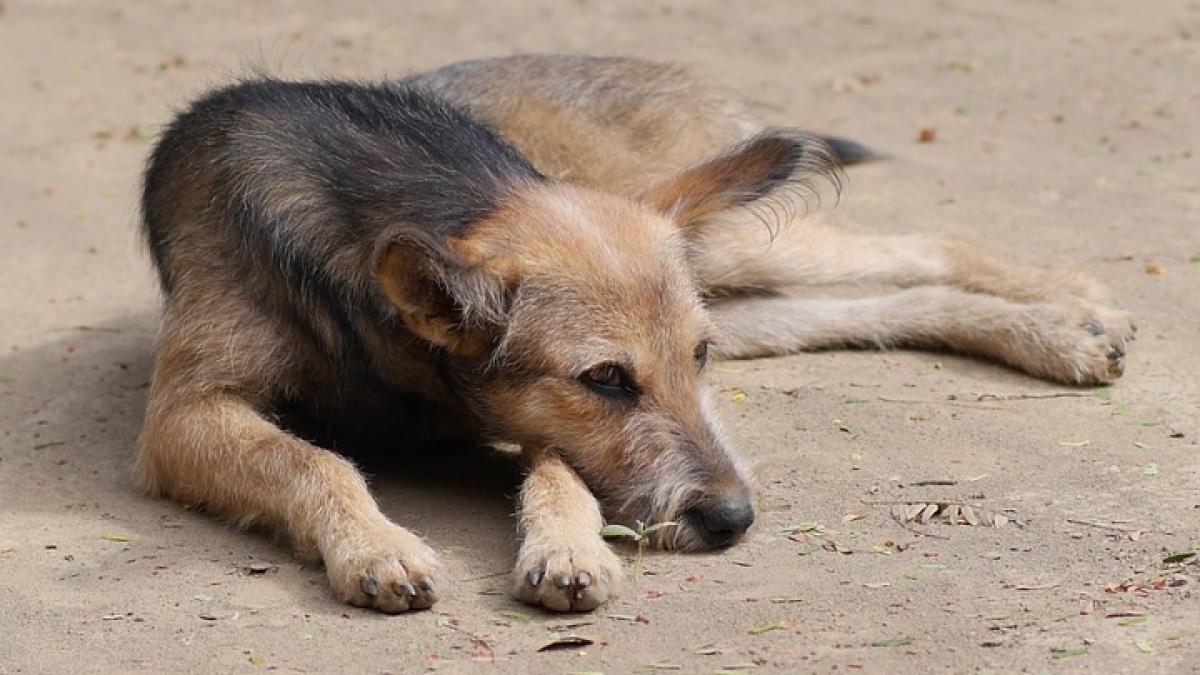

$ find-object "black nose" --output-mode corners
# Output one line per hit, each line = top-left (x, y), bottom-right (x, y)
(688, 495), (755, 548)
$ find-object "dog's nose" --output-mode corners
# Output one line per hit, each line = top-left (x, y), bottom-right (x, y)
(689, 495), (755, 548)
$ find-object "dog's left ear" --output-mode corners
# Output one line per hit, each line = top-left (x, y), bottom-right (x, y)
(637, 129), (837, 235)
(375, 235), (509, 359)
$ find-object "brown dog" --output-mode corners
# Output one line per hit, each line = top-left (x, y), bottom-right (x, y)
(136, 54), (1134, 613)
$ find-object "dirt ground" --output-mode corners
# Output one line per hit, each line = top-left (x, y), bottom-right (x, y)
(1, 1), (1198, 673)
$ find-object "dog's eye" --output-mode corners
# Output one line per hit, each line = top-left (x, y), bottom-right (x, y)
(580, 363), (636, 396)
(694, 340), (711, 368)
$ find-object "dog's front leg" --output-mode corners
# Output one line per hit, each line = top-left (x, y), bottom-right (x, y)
(512, 450), (623, 612)
(137, 389), (441, 613)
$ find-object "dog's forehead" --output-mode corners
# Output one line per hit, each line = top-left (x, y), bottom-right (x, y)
(510, 278), (709, 375)
(489, 184), (712, 367)
(472, 182), (695, 290)
(519, 183), (678, 264)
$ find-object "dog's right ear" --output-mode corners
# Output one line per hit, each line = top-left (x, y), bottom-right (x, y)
(637, 129), (839, 237)
(375, 236), (507, 359)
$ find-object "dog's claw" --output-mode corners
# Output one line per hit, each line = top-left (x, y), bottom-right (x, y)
(419, 577), (436, 594)
(513, 542), (623, 612)
(1085, 321), (1105, 336)
(399, 581), (417, 597)
(360, 577), (380, 597)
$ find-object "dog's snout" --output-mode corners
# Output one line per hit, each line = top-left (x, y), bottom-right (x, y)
(687, 494), (754, 548)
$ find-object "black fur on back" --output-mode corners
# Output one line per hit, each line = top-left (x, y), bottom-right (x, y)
(141, 78), (545, 307)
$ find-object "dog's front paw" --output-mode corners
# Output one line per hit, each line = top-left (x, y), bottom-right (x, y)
(512, 533), (623, 612)
(324, 522), (441, 614)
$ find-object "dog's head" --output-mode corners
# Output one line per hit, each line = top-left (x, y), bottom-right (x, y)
(376, 130), (834, 550)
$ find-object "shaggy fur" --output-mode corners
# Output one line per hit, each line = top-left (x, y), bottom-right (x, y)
(137, 54), (1134, 614)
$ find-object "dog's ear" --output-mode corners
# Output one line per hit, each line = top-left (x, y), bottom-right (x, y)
(637, 130), (838, 236)
(375, 236), (509, 359)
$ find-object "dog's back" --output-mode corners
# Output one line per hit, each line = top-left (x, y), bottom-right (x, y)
(402, 55), (759, 195)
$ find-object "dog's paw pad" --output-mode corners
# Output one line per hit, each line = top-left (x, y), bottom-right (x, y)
(513, 541), (622, 612)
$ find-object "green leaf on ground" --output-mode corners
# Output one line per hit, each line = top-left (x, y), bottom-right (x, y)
(1052, 648), (1087, 659)
(872, 636), (913, 648)
(600, 524), (639, 539)
(749, 619), (789, 635)
(1142, 462), (1160, 477)
(33, 441), (65, 450)
(1162, 551), (1196, 565)
(1134, 639), (1153, 653)
(832, 418), (863, 438)
(100, 534), (130, 543)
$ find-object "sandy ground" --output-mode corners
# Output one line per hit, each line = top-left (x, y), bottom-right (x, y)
(1, 1), (1198, 673)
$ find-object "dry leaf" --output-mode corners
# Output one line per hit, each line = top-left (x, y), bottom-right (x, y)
(962, 505), (980, 526)
(885, 500), (1017, 528)
(537, 635), (595, 652)
(942, 504), (961, 524)
(918, 503), (939, 524)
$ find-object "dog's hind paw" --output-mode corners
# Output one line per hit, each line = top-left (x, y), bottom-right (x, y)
(512, 536), (623, 612)
(1006, 300), (1136, 385)
(324, 522), (442, 614)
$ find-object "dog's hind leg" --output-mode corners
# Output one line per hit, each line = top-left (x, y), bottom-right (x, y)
(511, 451), (623, 612)
(694, 213), (1116, 305)
(136, 318), (441, 613)
(708, 286), (1133, 384)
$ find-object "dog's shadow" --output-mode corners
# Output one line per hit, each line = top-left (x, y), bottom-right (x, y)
(0, 311), (522, 606)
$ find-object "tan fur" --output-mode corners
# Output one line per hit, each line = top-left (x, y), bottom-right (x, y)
(511, 450), (622, 611)
(139, 55), (1134, 616)
(422, 55), (1135, 384)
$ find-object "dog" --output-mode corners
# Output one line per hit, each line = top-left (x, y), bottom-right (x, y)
(136, 54), (1134, 614)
